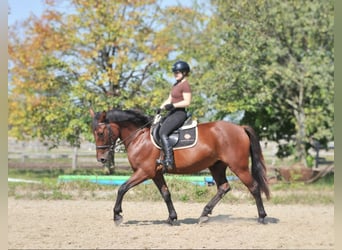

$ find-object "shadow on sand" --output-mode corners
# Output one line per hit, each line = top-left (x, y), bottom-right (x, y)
(121, 214), (279, 226)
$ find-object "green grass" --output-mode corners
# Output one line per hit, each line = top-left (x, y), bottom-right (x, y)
(8, 168), (334, 204)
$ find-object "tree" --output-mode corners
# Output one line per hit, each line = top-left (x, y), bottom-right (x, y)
(8, 0), (334, 167)
(188, 0), (334, 164)
(8, 0), (176, 167)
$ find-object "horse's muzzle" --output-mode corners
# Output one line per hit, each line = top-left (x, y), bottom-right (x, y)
(98, 157), (107, 164)
(97, 151), (109, 164)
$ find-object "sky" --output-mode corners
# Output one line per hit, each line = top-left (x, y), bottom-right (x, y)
(8, 0), (46, 25)
(8, 0), (195, 25)
(7, 0), (196, 82)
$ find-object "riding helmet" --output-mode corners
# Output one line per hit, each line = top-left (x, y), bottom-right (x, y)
(172, 61), (190, 74)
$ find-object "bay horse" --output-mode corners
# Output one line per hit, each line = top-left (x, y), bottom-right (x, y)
(89, 108), (270, 225)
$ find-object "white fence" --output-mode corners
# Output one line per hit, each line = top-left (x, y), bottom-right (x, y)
(8, 137), (129, 169)
(8, 137), (333, 169)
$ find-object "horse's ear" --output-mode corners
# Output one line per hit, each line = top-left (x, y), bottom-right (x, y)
(98, 110), (106, 122)
(89, 108), (95, 118)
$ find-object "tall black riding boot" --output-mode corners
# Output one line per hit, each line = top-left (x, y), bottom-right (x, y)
(160, 135), (175, 172)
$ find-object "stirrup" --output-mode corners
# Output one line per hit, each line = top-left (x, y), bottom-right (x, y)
(156, 159), (175, 173)
(156, 158), (163, 165)
(162, 165), (174, 174)
(164, 160), (175, 172)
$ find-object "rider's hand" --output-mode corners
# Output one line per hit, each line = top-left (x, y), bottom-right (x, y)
(164, 103), (175, 111)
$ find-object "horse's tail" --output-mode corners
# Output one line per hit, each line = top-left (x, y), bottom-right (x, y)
(243, 126), (270, 200)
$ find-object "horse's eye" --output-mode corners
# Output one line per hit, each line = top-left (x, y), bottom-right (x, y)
(97, 132), (104, 137)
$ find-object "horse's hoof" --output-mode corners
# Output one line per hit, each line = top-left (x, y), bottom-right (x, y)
(198, 216), (209, 224)
(166, 217), (177, 225)
(114, 215), (123, 226)
(258, 217), (267, 224)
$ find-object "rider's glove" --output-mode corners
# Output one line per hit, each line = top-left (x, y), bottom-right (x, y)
(164, 103), (175, 111)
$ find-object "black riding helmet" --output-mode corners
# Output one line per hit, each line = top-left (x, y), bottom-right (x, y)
(172, 61), (190, 75)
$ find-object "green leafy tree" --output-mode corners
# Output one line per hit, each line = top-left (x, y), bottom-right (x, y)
(188, 0), (334, 164)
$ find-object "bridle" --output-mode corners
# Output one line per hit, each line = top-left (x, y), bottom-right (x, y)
(95, 118), (153, 152)
(94, 122), (119, 168)
(93, 115), (154, 168)
(95, 122), (117, 151)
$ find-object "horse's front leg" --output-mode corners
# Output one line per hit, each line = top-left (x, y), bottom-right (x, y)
(113, 173), (147, 225)
(152, 173), (177, 225)
(113, 182), (128, 225)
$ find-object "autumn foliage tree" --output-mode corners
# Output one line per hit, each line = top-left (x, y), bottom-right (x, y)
(8, 0), (175, 148)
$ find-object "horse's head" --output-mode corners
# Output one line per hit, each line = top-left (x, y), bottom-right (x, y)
(89, 109), (120, 164)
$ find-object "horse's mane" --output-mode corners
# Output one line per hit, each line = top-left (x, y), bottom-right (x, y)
(105, 108), (152, 128)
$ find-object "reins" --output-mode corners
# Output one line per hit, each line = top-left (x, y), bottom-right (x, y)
(97, 118), (153, 152)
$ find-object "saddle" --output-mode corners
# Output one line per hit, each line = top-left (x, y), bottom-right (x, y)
(151, 114), (198, 150)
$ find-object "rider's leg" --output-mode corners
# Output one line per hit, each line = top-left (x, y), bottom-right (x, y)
(160, 134), (175, 171)
(157, 110), (186, 172)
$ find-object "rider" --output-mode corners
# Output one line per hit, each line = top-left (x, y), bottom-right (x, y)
(158, 60), (192, 172)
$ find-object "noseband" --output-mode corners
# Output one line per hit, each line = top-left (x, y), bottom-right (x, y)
(95, 122), (118, 151)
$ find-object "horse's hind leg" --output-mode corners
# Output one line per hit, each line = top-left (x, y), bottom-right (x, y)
(232, 166), (267, 224)
(152, 173), (177, 225)
(199, 161), (230, 224)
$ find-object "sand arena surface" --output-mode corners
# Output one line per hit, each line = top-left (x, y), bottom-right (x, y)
(8, 198), (333, 249)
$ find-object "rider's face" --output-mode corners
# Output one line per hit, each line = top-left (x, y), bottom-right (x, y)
(174, 71), (184, 81)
